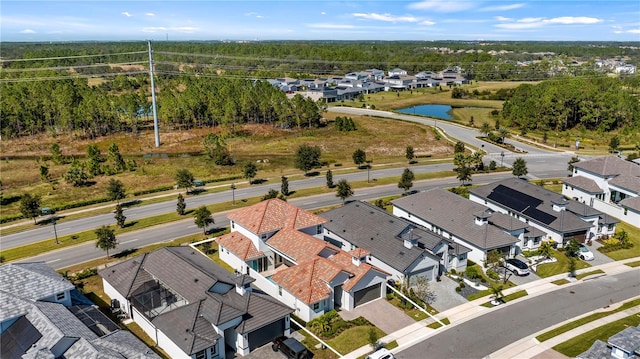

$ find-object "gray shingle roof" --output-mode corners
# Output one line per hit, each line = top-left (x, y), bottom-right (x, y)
(236, 291), (294, 334)
(577, 340), (611, 359)
(0, 291), (32, 322)
(392, 189), (518, 250)
(609, 326), (640, 353)
(573, 156), (640, 177)
(320, 201), (447, 272)
(563, 176), (603, 193)
(0, 262), (74, 302)
(93, 330), (161, 358)
(489, 212), (528, 231)
(152, 300), (220, 355)
(609, 175), (640, 194)
(33, 301), (99, 341)
(470, 178), (594, 234)
(620, 196), (640, 212)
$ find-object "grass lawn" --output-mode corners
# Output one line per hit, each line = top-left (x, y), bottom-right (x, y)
(553, 313), (640, 357)
(537, 298), (640, 342)
(480, 290), (528, 308)
(626, 261), (640, 268)
(534, 249), (591, 278)
(551, 279), (570, 285)
(326, 326), (386, 355)
(385, 296), (437, 321)
(426, 317), (451, 329)
(575, 269), (605, 280)
(600, 222), (640, 260)
(461, 263), (517, 301)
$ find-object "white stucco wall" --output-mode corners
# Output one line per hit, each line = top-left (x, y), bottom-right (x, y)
(102, 279), (128, 314)
(219, 244), (249, 274)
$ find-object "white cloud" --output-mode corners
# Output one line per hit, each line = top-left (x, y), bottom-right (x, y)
(145, 13), (155, 17)
(407, 0), (476, 13)
(495, 16), (513, 22)
(308, 23), (356, 29)
(480, 3), (525, 12)
(352, 13), (419, 23)
(142, 26), (197, 33)
(628, 29), (640, 34)
(420, 20), (436, 26)
(121, 12), (132, 17)
(320, 12), (326, 15)
(20, 29), (36, 34)
(142, 26), (166, 33)
(495, 16), (602, 29)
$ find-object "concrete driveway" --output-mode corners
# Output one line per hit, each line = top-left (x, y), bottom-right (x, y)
(338, 298), (415, 335)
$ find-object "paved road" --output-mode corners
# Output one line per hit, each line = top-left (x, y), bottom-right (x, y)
(2, 108), (573, 249)
(395, 269), (640, 359)
(22, 172), (546, 270)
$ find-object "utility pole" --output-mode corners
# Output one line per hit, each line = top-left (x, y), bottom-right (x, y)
(148, 41), (160, 147)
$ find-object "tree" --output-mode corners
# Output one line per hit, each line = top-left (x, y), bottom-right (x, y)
(336, 179), (353, 203)
(194, 206), (214, 235)
(203, 133), (233, 165)
(50, 143), (64, 165)
(294, 144), (321, 174)
(107, 178), (126, 203)
(564, 239), (580, 258)
(454, 141), (466, 154)
(567, 256), (577, 278)
(64, 159), (88, 187)
(95, 225), (117, 261)
(108, 143), (126, 172)
(486, 249), (505, 272)
(86, 144), (103, 176)
(405, 145), (415, 163)
(498, 128), (510, 144)
(243, 162), (258, 184)
(480, 122), (492, 137)
(326, 169), (334, 188)
(412, 275), (436, 308)
(512, 157), (528, 177)
(398, 168), (415, 195)
(538, 241), (553, 259)
(176, 193), (186, 215)
(367, 327), (379, 350)
(352, 148), (366, 167)
(456, 166), (472, 185)
(114, 203), (126, 228)
(609, 135), (620, 153)
(281, 176), (289, 196)
(20, 193), (41, 224)
(175, 169), (195, 193)
(262, 189), (279, 200)
(491, 284), (504, 303)
(567, 156), (580, 171)
(39, 164), (50, 182)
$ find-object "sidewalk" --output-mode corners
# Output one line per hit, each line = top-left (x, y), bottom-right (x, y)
(341, 257), (640, 359)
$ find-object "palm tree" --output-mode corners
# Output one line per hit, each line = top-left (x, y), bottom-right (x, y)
(480, 122), (492, 137)
(498, 128), (510, 144)
(491, 284), (504, 303)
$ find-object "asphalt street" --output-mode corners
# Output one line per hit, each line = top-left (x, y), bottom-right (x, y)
(396, 269), (640, 359)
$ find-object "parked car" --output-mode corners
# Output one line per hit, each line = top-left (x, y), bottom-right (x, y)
(505, 258), (530, 276)
(577, 244), (594, 261)
(272, 336), (310, 359)
(366, 348), (395, 359)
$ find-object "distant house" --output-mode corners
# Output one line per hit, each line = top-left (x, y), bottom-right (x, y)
(216, 199), (388, 322)
(1, 262), (158, 359)
(363, 69), (385, 80)
(320, 201), (470, 282)
(471, 178), (617, 246)
(392, 189), (519, 266)
(100, 246), (293, 359)
(388, 68), (408, 77)
(563, 156), (640, 228)
(578, 324), (640, 359)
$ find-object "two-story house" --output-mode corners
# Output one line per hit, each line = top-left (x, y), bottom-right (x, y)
(563, 156), (640, 227)
(578, 324), (640, 359)
(320, 201), (470, 283)
(392, 189), (519, 266)
(472, 178), (618, 245)
(216, 199), (388, 322)
(100, 246), (293, 359)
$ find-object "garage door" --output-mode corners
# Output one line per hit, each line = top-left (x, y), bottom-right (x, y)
(247, 318), (285, 351)
(411, 266), (434, 282)
(354, 283), (381, 307)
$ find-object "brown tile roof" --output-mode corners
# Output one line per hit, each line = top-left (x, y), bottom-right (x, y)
(563, 176), (603, 193)
(573, 156), (640, 177)
(216, 232), (264, 260)
(227, 198), (327, 235)
(267, 229), (327, 263)
(348, 248), (371, 258)
(271, 258), (342, 305)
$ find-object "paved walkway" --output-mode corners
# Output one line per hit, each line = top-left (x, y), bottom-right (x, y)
(338, 298), (416, 335)
(342, 257), (640, 359)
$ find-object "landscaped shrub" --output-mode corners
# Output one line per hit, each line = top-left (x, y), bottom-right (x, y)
(455, 286), (462, 292)
(467, 259), (477, 267)
(486, 270), (500, 281)
(465, 266), (481, 279)
(449, 269), (457, 275)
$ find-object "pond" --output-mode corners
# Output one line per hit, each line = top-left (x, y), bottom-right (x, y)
(396, 104), (453, 120)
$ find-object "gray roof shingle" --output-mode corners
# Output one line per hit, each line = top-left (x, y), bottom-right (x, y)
(609, 326), (640, 353)
(609, 175), (640, 194)
(320, 201), (455, 272)
(392, 189), (518, 250)
(573, 156), (640, 177)
(563, 176), (603, 193)
(577, 340), (611, 359)
(0, 262), (74, 303)
(620, 196), (640, 212)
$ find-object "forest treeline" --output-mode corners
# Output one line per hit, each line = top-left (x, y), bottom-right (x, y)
(501, 77), (640, 133)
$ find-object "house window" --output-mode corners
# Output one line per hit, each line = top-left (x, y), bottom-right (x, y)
(261, 234), (267, 240)
(608, 224), (614, 231)
(194, 348), (207, 359)
(533, 237), (541, 245)
(231, 222), (235, 229)
(317, 225), (322, 234)
(56, 292), (65, 301)
(624, 208), (628, 215)
(313, 302), (321, 312)
(278, 286), (282, 296)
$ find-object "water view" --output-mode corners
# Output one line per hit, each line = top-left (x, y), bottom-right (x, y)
(396, 104), (453, 120)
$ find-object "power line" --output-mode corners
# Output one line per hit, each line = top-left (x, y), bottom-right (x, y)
(1, 61), (148, 73)
(0, 71), (148, 83)
(0, 51), (147, 63)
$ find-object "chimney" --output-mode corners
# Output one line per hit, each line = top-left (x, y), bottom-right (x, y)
(474, 210), (492, 226)
(234, 274), (253, 295)
(403, 228), (418, 249)
(552, 198), (568, 212)
(349, 248), (370, 266)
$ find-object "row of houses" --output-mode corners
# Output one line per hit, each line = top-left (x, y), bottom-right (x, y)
(268, 68), (469, 102)
(22, 157), (624, 358)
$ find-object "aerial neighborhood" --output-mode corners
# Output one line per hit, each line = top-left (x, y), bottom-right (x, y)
(1, 36), (640, 359)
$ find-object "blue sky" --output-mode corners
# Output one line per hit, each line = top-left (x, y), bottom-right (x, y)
(2, 1), (639, 42)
